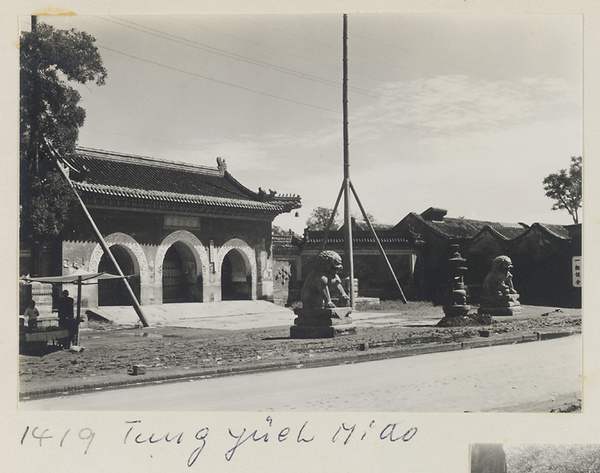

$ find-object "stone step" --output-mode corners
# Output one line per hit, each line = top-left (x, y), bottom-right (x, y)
(85, 300), (296, 329)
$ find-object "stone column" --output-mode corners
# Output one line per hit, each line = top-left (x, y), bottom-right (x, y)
(30, 282), (53, 316)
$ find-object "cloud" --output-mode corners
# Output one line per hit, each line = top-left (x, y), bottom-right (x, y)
(348, 74), (577, 142)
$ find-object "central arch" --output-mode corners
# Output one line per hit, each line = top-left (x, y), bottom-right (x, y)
(156, 230), (209, 304)
(162, 242), (199, 303)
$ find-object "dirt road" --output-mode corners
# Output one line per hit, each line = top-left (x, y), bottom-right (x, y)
(19, 305), (581, 398)
(21, 334), (581, 412)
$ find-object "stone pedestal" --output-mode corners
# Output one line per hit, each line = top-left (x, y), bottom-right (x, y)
(290, 307), (355, 338)
(31, 282), (53, 316)
(443, 304), (471, 317)
(478, 293), (522, 316)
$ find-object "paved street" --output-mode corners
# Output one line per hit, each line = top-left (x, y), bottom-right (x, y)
(21, 334), (581, 412)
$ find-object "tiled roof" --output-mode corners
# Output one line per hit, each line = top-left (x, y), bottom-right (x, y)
(511, 223), (572, 242)
(469, 226), (515, 242)
(272, 232), (303, 257)
(395, 212), (529, 240)
(534, 223), (571, 239)
(273, 231), (302, 247)
(303, 229), (418, 249)
(393, 208), (578, 244)
(66, 147), (301, 214)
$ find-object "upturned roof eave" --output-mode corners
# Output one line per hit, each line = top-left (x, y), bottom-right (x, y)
(74, 182), (300, 214)
(394, 212), (529, 241)
(393, 212), (462, 240)
(473, 225), (512, 241)
(69, 147), (301, 213)
(510, 222), (571, 244)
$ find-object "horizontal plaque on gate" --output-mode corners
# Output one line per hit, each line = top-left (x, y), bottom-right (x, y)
(164, 215), (200, 229)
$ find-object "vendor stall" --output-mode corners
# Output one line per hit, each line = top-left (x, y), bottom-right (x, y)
(20, 269), (127, 351)
(19, 327), (70, 353)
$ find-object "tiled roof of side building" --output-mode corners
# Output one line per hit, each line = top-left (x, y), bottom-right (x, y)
(272, 231), (303, 247)
(510, 222), (573, 242)
(470, 225), (528, 242)
(535, 223), (571, 239)
(66, 147), (301, 213)
(394, 208), (576, 242)
(429, 214), (526, 239)
(303, 229), (420, 248)
(394, 211), (529, 240)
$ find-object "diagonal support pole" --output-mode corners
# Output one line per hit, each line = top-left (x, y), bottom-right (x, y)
(350, 181), (407, 303)
(302, 181), (345, 270)
(43, 139), (149, 327)
(317, 180), (345, 255)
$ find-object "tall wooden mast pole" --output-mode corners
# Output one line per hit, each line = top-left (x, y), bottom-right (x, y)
(342, 14), (355, 308)
(315, 14), (406, 306)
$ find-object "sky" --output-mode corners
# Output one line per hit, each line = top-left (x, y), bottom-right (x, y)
(22, 13), (583, 233)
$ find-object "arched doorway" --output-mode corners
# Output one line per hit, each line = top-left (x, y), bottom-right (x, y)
(98, 245), (140, 306)
(221, 249), (251, 301)
(162, 242), (202, 303)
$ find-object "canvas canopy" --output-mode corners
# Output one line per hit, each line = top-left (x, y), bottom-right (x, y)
(21, 269), (130, 344)
(22, 268), (127, 285)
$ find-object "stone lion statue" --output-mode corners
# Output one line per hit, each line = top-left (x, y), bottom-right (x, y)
(301, 250), (350, 309)
(482, 255), (517, 297)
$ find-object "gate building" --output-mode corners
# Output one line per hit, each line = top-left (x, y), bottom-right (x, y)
(25, 147), (301, 311)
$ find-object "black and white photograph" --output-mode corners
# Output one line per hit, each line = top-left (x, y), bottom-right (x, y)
(3, 1), (599, 472)
(471, 443), (600, 473)
(16, 11), (582, 413)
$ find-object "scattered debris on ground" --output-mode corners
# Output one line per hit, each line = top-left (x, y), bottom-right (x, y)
(551, 401), (582, 413)
(19, 304), (581, 402)
(437, 313), (494, 327)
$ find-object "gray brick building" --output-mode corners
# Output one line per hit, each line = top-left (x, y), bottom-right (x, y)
(20, 147), (301, 312)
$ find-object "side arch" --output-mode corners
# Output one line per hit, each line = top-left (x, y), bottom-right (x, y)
(216, 238), (257, 301)
(89, 233), (149, 283)
(88, 233), (150, 306)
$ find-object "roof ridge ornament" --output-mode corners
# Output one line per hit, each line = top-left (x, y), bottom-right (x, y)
(216, 156), (227, 175)
(421, 207), (448, 221)
(258, 187), (278, 202)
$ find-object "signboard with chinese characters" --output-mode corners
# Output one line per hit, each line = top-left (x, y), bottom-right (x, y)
(572, 256), (582, 287)
(164, 215), (200, 229)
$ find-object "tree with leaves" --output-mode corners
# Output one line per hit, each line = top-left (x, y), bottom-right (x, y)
(542, 156), (582, 224)
(305, 206), (339, 231)
(20, 20), (107, 272)
(305, 206), (383, 231)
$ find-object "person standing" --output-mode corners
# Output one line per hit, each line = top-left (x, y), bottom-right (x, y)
(58, 290), (75, 346)
(24, 300), (39, 331)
